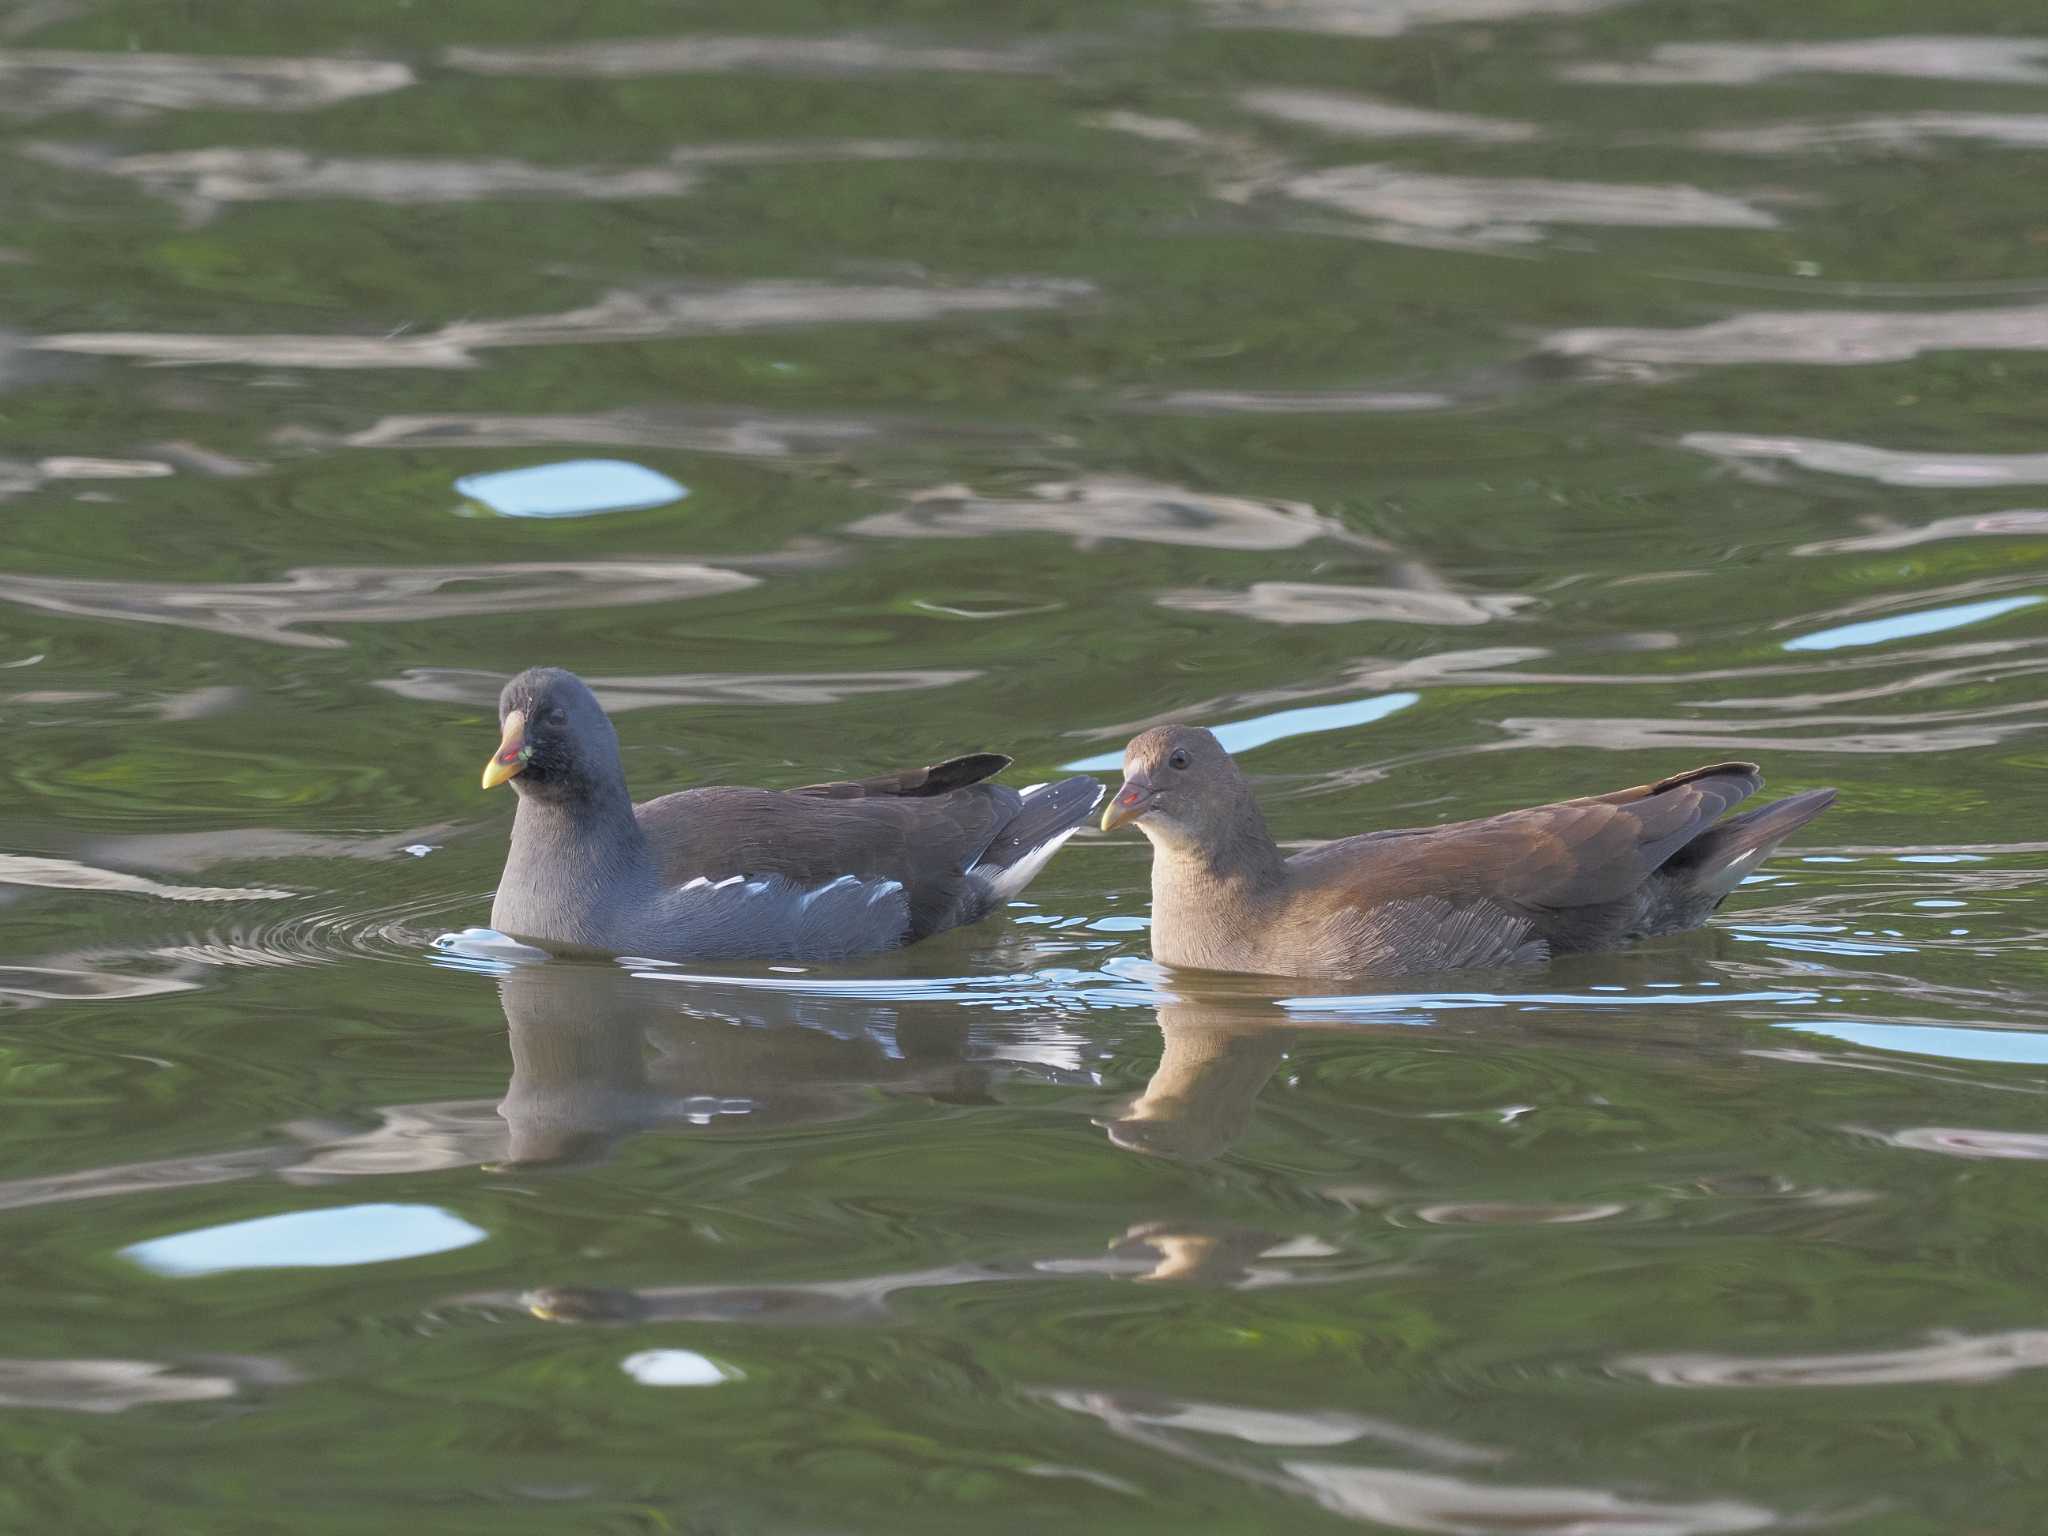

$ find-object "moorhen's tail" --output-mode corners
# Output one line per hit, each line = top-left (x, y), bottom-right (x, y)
(1662, 786), (1839, 902)
(971, 776), (1105, 902)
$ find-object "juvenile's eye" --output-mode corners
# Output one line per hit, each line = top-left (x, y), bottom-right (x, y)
(543, 706), (567, 727)
(1167, 749), (1190, 771)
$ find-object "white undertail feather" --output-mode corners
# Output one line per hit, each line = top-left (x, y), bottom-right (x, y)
(979, 824), (1082, 902)
(971, 779), (1103, 903)
(1702, 844), (1770, 896)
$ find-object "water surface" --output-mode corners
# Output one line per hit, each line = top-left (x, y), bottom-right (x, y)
(3, 1), (2048, 1530)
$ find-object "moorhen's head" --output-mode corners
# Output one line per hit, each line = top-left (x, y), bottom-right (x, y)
(1100, 724), (1259, 852)
(482, 667), (625, 803)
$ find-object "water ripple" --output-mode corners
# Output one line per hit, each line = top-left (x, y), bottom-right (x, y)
(1616, 1331), (2048, 1388)
(33, 279), (1092, 370)
(1282, 1464), (1775, 1535)
(1280, 164), (1779, 249)
(1783, 596), (2042, 653)
(445, 34), (1062, 78)
(852, 476), (1376, 552)
(0, 1358), (242, 1413)
(1203, 0), (1638, 36)
(340, 403), (1051, 465)
(1684, 432), (2048, 488)
(0, 559), (757, 648)
(1794, 510), (2048, 554)
(1051, 1390), (1777, 1535)
(25, 141), (697, 215)
(1547, 302), (2048, 377)
(1865, 1126), (2048, 1160)
(1564, 36), (2048, 87)
(0, 48), (412, 116)
(29, 138), (978, 223)
(1157, 582), (1531, 627)
(0, 452), (175, 502)
(0, 852), (288, 901)
(1238, 88), (1537, 144)
(1063, 691), (1418, 769)
(1696, 112), (2048, 156)
(1119, 387), (1456, 415)
(377, 666), (981, 712)
(0, 962), (197, 1004)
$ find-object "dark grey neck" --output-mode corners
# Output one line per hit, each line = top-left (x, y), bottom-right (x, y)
(494, 781), (658, 950)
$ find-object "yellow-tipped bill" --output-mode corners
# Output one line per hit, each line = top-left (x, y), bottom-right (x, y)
(481, 709), (531, 789)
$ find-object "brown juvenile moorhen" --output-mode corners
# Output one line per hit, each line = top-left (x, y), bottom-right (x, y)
(1101, 724), (1835, 978)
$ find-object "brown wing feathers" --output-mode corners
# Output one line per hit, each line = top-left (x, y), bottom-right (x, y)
(792, 752), (1012, 800)
(1497, 762), (1765, 911)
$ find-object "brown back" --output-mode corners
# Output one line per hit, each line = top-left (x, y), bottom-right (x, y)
(1291, 761), (1764, 913)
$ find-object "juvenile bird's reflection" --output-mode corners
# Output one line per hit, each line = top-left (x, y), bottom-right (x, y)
(1098, 997), (1297, 1162)
(1096, 972), (1460, 1165)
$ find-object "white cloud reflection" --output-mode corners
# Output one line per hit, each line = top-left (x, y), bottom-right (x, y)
(1683, 433), (2048, 488)
(1283, 1463), (1775, 1534)
(0, 853), (287, 902)
(1050, 1389), (1775, 1535)
(1794, 510), (2048, 554)
(0, 48), (412, 116)
(851, 476), (1371, 551)
(0, 1358), (239, 1413)
(1279, 164), (1778, 247)
(444, 34), (1059, 78)
(1695, 112), (2048, 156)
(26, 138), (974, 223)
(1204, 0), (1639, 36)
(1238, 88), (1537, 143)
(1564, 36), (2048, 87)
(1546, 302), (2048, 376)
(1617, 1330), (2048, 1388)
(1159, 582), (1529, 626)
(33, 279), (1092, 370)
(377, 667), (981, 713)
(0, 559), (757, 648)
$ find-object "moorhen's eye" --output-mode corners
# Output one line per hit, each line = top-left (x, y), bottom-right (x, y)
(543, 706), (567, 727)
(1167, 749), (1190, 771)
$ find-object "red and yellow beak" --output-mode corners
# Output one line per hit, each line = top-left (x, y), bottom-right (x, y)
(1100, 773), (1154, 832)
(481, 709), (531, 790)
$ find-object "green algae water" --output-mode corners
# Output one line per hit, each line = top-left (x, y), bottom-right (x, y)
(3, 1), (2048, 1530)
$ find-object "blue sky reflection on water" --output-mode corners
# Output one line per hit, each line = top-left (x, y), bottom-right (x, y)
(1783, 595), (2042, 652)
(8, 0), (2048, 1527)
(1064, 691), (1420, 770)
(455, 459), (688, 517)
(1779, 1021), (2048, 1067)
(122, 1204), (487, 1277)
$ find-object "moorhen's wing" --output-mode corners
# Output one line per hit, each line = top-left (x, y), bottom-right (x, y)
(634, 754), (1026, 938)
(1265, 764), (1767, 974)
(1294, 762), (1762, 911)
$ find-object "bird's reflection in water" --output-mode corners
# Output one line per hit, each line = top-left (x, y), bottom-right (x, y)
(494, 960), (989, 1167)
(1095, 971), (1444, 1168)
(1099, 947), (1769, 1169)
(1090, 979), (1409, 1286)
(1097, 997), (1297, 1163)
